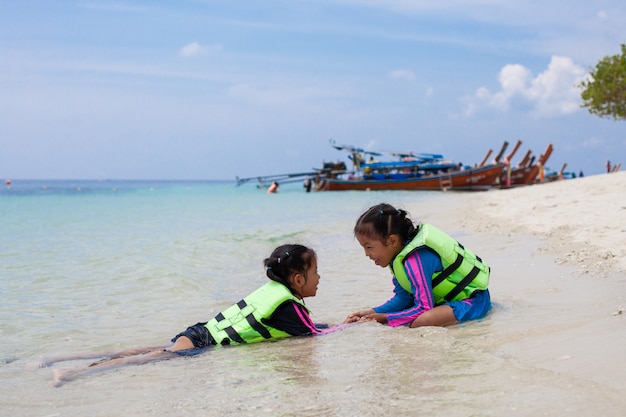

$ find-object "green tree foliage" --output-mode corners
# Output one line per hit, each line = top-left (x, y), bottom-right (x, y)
(579, 43), (626, 120)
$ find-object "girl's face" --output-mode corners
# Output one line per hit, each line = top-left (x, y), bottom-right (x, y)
(298, 257), (320, 298)
(356, 233), (401, 268)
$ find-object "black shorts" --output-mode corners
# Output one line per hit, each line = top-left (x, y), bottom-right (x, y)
(171, 322), (215, 350)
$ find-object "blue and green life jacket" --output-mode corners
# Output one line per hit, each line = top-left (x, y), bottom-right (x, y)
(204, 280), (308, 345)
(390, 223), (490, 304)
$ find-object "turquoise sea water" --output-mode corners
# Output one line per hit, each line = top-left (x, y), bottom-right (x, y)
(1, 179), (457, 416)
(0, 179), (396, 329)
(0, 179), (438, 313)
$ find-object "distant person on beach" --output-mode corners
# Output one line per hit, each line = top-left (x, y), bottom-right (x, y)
(38, 244), (345, 387)
(303, 178), (312, 192)
(267, 181), (279, 194)
(346, 203), (491, 327)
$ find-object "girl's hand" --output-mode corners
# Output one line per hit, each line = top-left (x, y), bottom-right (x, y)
(344, 309), (375, 323)
(360, 313), (388, 324)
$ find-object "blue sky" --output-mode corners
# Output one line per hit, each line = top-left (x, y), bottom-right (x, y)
(1, 0), (625, 180)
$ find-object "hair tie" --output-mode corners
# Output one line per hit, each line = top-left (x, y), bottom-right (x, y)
(285, 251), (290, 257)
(266, 266), (272, 270)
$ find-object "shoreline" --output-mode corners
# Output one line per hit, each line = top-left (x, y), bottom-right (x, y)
(2, 172), (624, 416)
(408, 171), (626, 401)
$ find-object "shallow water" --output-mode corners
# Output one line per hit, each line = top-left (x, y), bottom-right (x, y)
(1, 180), (624, 416)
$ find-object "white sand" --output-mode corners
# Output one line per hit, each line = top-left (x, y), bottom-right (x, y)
(411, 171), (626, 410)
(456, 171), (626, 275)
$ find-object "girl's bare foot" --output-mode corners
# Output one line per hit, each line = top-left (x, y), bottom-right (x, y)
(51, 368), (74, 387)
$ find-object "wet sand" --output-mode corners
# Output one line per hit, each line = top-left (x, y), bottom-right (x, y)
(411, 171), (626, 413)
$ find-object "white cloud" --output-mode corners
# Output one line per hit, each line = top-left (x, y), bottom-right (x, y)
(179, 42), (222, 58)
(389, 69), (415, 81)
(582, 137), (604, 149)
(464, 55), (587, 117)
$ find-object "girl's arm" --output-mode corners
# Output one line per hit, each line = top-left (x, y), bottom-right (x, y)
(371, 279), (415, 313)
(345, 308), (376, 323)
(265, 301), (348, 336)
(378, 249), (441, 327)
(346, 278), (414, 324)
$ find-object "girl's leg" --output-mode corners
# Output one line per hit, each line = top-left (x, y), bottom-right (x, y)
(411, 291), (491, 328)
(51, 348), (176, 387)
(50, 336), (196, 387)
(409, 305), (457, 327)
(33, 345), (167, 368)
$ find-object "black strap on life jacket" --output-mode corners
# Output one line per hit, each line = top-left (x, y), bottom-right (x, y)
(240, 300), (272, 339)
(442, 266), (480, 302)
(432, 248), (464, 288)
(214, 299), (272, 344)
(431, 242), (484, 302)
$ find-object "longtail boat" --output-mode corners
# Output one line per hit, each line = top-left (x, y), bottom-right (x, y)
(544, 162), (572, 182)
(500, 143), (553, 187)
(319, 163), (506, 191)
(610, 162), (622, 173)
(236, 160), (347, 189)
(318, 141), (507, 191)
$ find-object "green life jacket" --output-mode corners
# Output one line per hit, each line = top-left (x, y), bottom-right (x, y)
(390, 223), (490, 304)
(205, 280), (308, 345)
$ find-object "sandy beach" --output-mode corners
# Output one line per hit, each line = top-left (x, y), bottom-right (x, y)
(414, 170), (626, 412)
(453, 170), (626, 275)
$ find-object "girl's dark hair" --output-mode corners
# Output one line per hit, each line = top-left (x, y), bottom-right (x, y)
(264, 244), (316, 296)
(354, 203), (418, 243)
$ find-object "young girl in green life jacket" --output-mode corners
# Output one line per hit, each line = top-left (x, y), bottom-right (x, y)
(37, 244), (346, 387)
(346, 203), (492, 327)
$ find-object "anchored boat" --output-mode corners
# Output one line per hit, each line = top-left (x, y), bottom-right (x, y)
(318, 141), (507, 191)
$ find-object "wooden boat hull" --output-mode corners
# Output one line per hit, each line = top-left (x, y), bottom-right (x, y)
(500, 166), (539, 186)
(320, 163), (506, 191)
(499, 143), (553, 187)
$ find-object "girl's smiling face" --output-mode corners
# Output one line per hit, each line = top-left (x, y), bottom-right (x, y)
(299, 257), (320, 298)
(356, 233), (402, 268)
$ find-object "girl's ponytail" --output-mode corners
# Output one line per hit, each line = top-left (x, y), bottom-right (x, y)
(264, 244), (316, 296)
(354, 203), (417, 243)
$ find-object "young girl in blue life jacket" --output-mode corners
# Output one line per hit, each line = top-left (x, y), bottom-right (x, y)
(346, 203), (492, 328)
(39, 244), (345, 387)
